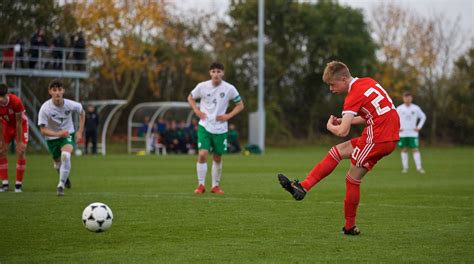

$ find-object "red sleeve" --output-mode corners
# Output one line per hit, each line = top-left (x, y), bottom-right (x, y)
(342, 90), (364, 116)
(11, 95), (25, 113)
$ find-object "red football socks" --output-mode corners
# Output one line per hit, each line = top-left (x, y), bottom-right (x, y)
(344, 174), (361, 230)
(0, 158), (8, 182)
(301, 146), (342, 191)
(16, 159), (26, 183)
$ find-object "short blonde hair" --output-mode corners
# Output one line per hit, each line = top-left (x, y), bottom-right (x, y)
(323, 61), (351, 83)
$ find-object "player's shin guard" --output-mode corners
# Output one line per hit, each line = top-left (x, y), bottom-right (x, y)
(212, 160), (222, 188)
(197, 162), (207, 185)
(301, 146), (342, 191)
(344, 174), (361, 230)
(0, 157), (8, 184)
(59, 152), (71, 187)
(16, 159), (26, 184)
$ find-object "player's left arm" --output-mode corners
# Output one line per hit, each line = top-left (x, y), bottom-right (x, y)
(415, 107), (427, 132)
(76, 109), (85, 142)
(216, 101), (244, 122)
(327, 113), (354, 137)
(15, 112), (26, 153)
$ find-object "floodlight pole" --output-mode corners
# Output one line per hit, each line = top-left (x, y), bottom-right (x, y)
(257, 0), (265, 152)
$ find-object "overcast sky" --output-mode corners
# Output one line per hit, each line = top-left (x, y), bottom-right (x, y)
(178, 0), (473, 38)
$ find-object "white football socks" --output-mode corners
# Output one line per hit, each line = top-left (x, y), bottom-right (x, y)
(197, 162), (207, 186)
(401, 152), (409, 170)
(212, 160), (222, 188)
(413, 151), (423, 170)
(59, 152), (71, 188)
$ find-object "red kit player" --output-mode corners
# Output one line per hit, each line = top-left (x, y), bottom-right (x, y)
(0, 83), (28, 193)
(278, 61), (400, 235)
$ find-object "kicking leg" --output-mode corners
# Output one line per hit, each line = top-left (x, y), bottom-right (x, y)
(278, 140), (354, 200)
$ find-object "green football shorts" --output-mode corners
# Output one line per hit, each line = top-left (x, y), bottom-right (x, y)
(397, 137), (419, 149)
(46, 133), (76, 160)
(197, 125), (228, 155)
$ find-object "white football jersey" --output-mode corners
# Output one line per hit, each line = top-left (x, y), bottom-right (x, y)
(396, 103), (426, 137)
(38, 99), (84, 140)
(190, 80), (242, 134)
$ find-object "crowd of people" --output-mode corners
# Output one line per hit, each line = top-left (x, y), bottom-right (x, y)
(137, 117), (241, 155)
(2, 28), (86, 70)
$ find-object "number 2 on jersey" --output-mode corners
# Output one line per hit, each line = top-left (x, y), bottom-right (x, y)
(363, 84), (395, 116)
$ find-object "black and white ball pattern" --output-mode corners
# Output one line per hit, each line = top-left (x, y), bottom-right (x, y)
(82, 202), (113, 232)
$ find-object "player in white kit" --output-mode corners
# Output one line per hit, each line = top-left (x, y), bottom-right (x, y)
(38, 80), (85, 196)
(187, 62), (244, 194)
(396, 92), (426, 173)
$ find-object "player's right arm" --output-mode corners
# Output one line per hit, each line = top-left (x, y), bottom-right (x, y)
(187, 94), (206, 120)
(327, 113), (354, 137)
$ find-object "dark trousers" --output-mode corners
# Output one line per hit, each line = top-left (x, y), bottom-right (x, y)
(85, 130), (98, 154)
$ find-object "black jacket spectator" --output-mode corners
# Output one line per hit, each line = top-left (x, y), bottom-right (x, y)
(85, 105), (99, 154)
(29, 29), (48, 69)
(73, 32), (86, 70)
(52, 33), (66, 69)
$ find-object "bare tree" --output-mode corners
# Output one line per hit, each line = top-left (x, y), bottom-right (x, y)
(371, 2), (465, 142)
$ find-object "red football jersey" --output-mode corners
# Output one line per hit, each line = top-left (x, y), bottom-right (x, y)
(342, 78), (400, 143)
(0, 94), (26, 127)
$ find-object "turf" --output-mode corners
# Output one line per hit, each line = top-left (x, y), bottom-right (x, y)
(0, 146), (473, 263)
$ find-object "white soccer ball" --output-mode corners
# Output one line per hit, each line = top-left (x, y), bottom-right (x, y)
(82, 202), (113, 232)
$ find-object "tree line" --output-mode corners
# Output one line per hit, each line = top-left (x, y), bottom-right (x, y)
(1, 0), (472, 145)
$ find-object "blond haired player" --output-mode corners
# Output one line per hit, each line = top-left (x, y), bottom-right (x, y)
(278, 61), (400, 235)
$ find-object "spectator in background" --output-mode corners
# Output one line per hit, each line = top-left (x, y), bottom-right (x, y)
(138, 116), (155, 153)
(227, 123), (241, 153)
(73, 32), (86, 71)
(186, 118), (199, 154)
(156, 117), (167, 136)
(29, 29), (48, 69)
(164, 120), (180, 153)
(52, 32), (66, 70)
(138, 116), (150, 138)
(84, 105), (99, 155)
(177, 120), (189, 154)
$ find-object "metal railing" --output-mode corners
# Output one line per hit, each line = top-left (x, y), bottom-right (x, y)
(0, 44), (88, 72)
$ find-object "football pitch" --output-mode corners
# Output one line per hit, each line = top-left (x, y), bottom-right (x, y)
(1, 146), (473, 263)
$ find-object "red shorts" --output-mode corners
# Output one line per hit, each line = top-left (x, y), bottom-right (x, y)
(350, 137), (397, 171)
(3, 119), (29, 145)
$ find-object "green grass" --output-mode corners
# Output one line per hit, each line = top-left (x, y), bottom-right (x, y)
(0, 146), (473, 263)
